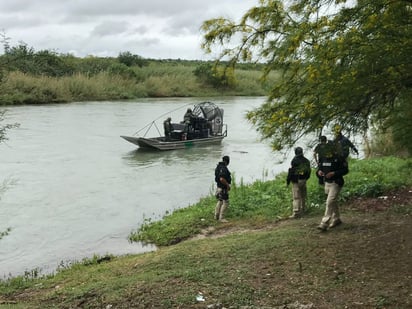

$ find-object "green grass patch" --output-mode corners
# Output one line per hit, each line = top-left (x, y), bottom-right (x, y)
(130, 156), (412, 247)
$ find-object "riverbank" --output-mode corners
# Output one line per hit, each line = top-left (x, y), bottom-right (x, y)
(0, 187), (411, 308)
(0, 61), (277, 105)
(129, 156), (412, 247)
(0, 156), (411, 308)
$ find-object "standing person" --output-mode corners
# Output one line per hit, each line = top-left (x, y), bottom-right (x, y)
(313, 135), (333, 185)
(183, 108), (194, 124)
(317, 143), (349, 231)
(334, 129), (359, 159)
(287, 147), (311, 218)
(163, 117), (173, 141)
(313, 136), (328, 166)
(183, 108), (195, 134)
(214, 155), (231, 222)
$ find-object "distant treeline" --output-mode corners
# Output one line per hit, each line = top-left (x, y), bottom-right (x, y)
(0, 42), (276, 105)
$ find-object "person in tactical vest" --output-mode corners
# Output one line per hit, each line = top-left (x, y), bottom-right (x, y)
(163, 117), (173, 141)
(287, 147), (311, 218)
(183, 108), (195, 133)
(333, 127), (359, 159)
(214, 155), (231, 222)
(183, 108), (195, 124)
(314, 136), (328, 166)
(313, 135), (334, 185)
(316, 142), (349, 231)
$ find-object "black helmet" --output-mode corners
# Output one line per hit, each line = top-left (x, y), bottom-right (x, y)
(294, 147), (303, 156)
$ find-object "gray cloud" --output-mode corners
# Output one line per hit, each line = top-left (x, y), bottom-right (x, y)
(132, 25), (150, 36)
(91, 21), (130, 37)
(0, 0), (258, 59)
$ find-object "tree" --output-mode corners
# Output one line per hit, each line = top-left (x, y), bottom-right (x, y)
(193, 62), (236, 88)
(201, 0), (412, 152)
(117, 51), (147, 67)
(1, 40), (75, 77)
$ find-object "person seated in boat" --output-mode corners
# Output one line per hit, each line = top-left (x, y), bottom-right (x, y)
(163, 117), (173, 141)
(183, 108), (195, 133)
(183, 108), (195, 124)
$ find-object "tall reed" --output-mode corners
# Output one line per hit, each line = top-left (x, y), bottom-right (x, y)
(0, 62), (274, 105)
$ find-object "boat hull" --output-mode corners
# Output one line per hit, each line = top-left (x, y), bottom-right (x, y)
(120, 135), (225, 151)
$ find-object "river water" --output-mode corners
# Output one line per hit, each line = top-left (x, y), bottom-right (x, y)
(0, 97), (297, 278)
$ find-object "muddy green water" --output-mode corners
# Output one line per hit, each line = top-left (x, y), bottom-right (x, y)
(0, 97), (296, 277)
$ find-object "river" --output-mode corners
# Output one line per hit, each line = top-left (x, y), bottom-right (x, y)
(0, 97), (296, 278)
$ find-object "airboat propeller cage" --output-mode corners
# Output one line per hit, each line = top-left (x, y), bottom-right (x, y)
(192, 101), (224, 136)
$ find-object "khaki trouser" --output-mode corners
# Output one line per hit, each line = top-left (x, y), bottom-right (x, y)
(215, 200), (229, 220)
(292, 179), (307, 214)
(320, 182), (341, 226)
(215, 188), (229, 220)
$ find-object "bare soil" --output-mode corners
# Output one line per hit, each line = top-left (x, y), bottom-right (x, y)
(194, 187), (412, 309)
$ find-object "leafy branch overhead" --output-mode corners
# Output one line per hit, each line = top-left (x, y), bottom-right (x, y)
(201, 0), (412, 151)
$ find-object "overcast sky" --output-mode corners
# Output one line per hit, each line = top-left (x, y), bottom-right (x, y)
(0, 0), (259, 60)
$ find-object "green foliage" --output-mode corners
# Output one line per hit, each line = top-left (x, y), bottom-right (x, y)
(117, 51), (147, 67)
(229, 178), (291, 218)
(0, 47), (272, 104)
(130, 197), (215, 246)
(1, 43), (75, 77)
(72, 254), (115, 268)
(342, 157), (412, 199)
(0, 269), (41, 294)
(0, 71), (142, 104)
(130, 157), (412, 247)
(193, 62), (236, 88)
(72, 56), (135, 79)
(0, 254), (114, 295)
(0, 33), (274, 104)
(371, 89), (412, 156)
(201, 0), (412, 151)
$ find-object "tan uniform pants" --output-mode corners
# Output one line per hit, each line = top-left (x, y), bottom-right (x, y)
(320, 182), (341, 225)
(215, 188), (229, 220)
(292, 179), (307, 214)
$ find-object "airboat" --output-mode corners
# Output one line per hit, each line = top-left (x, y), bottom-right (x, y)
(120, 101), (227, 151)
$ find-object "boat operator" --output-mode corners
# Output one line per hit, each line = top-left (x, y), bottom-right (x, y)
(183, 108), (196, 133)
(163, 117), (173, 141)
(183, 108), (195, 124)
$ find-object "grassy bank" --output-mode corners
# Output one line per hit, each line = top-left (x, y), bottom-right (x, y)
(0, 61), (277, 105)
(130, 156), (412, 247)
(0, 157), (411, 308)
